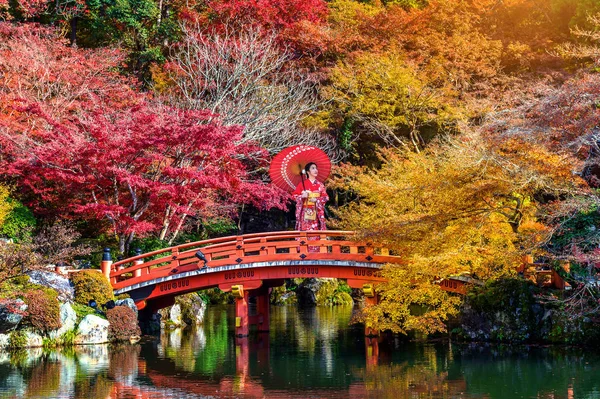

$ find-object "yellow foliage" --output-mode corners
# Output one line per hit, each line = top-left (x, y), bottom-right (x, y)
(149, 63), (173, 94)
(328, 0), (383, 29)
(0, 185), (15, 227)
(328, 51), (461, 150)
(334, 130), (582, 335)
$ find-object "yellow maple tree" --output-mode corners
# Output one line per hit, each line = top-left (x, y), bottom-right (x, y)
(331, 130), (583, 334)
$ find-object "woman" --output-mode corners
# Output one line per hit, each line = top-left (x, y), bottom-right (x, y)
(293, 162), (329, 232)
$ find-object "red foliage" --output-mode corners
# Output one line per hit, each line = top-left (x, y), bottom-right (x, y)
(484, 73), (600, 159)
(0, 23), (141, 122)
(24, 289), (61, 333)
(2, 104), (288, 251)
(106, 306), (140, 341)
(0, 23), (288, 252)
(525, 74), (600, 152)
(199, 0), (328, 32)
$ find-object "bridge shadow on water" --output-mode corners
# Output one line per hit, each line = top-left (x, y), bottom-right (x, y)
(2, 305), (600, 398)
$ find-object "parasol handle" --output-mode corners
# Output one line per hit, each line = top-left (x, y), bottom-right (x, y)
(300, 168), (307, 191)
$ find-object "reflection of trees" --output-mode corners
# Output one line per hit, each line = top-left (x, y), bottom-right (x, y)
(264, 305), (360, 388)
(161, 307), (232, 375)
(451, 344), (600, 399)
(108, 344), (141, 384)
(355, 344), (466, 398)
(271, 306), (353, 355)
(23, 361), (62, 398)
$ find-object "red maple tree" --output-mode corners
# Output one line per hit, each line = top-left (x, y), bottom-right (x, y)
(2, 103), (287, 253)
(0, 24), (288, 253)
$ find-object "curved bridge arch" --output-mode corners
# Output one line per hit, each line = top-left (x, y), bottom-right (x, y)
(108, 231), (403, 310)
(106, 230), (470, 336)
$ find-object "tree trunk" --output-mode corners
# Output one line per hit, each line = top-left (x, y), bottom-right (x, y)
(70, 17), (78, 46)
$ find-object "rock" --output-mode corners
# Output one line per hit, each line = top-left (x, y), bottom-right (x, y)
(175, 294), (207, 325)
(139, 311), (161, 335)
(169, 304), (182, 326)
(49, 303), (77, 340)
(74, 315), (109, 345)
(0, 299), (27, 333)
(25, 331), (43, 347)
(271, 285), (297, 305)
(115, 298), (138, 317)
(27, 270), (74, 303)
(0, 333), (9, 349)
(296, 278), (324, 306)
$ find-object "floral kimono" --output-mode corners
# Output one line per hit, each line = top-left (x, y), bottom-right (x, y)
(293, 179), (329, 232)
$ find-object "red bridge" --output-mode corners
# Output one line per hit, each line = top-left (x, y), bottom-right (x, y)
(102, 230), (470, 336)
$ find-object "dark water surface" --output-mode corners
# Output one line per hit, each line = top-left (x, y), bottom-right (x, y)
(1, 305), (600, 398)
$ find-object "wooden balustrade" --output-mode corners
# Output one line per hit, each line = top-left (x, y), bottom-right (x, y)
(110, 231), (400, 290)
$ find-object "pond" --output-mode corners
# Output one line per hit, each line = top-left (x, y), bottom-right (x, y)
(1, 305), (600, 398)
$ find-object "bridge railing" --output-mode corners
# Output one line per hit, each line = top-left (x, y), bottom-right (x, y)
(109, 230), (402, 290)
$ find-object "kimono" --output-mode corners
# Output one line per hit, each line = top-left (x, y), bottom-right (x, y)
(293, 179), (329, 231)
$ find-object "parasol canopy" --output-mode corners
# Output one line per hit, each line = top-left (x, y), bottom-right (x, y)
(269, 145), (331, 192)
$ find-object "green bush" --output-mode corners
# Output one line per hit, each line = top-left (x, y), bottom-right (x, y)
(71, 303), (100, 322)
(24, 288), (61, 333)
(8, 330), (27, 349)
(70, 270), (114, 306)
(270, 285), (297, 305)
(1, 199), (36, 241)
(316, 279), (354, 306)
(201, 288), (233, 304)
(106, 306), (140, 341)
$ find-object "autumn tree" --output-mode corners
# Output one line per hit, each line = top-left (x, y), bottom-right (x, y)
(1, 103), (288, 254)
(332, 130), (583, 334)
(555, 11), (600, 64)
(164, 24), (338, 155)
(327, 52), (459, 152)
(0, 23), (142, 124)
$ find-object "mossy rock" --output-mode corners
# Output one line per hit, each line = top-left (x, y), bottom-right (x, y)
(459, 278), (541, 343)
(315, 279), (354, 306)
(271, 285), (297, 305)
(70, 270), (114, 307)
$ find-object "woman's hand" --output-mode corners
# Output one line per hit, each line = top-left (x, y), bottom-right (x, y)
(301, 190), (309, 198)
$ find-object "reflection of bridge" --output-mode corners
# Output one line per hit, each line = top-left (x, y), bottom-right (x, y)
(108, 335), (468, 399)
(102, 230), (469, 336)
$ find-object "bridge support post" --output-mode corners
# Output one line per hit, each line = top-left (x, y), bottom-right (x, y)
(234, 286), (250, 337)
(363, 284), (379, 337)
(100, 248), (112, 280)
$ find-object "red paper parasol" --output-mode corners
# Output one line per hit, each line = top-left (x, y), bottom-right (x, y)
(269, 145), (331, 192)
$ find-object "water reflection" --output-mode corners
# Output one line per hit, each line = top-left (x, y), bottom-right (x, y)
(1, 305), (600, 398)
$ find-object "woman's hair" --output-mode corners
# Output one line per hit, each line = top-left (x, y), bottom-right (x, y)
(304, 162), (316, 174)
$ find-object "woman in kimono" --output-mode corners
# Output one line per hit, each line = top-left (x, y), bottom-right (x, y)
(293, 162), (329, 232)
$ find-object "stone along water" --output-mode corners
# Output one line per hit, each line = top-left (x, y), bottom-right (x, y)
(1, 305), (600, 398)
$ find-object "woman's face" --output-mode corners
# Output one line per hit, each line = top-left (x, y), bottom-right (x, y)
(308, 164), (318, 178)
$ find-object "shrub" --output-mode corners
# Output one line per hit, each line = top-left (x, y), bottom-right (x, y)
(8, 330), (27, 349)
(316, 279), (354, 306)
(1, 198), (36, 242)
(24, 288), (61, 333)
(71, 302), (102, 322)
(202, 287), (233, 304)
(71, 270), (114, 306)
(106, 306), (140, 341)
